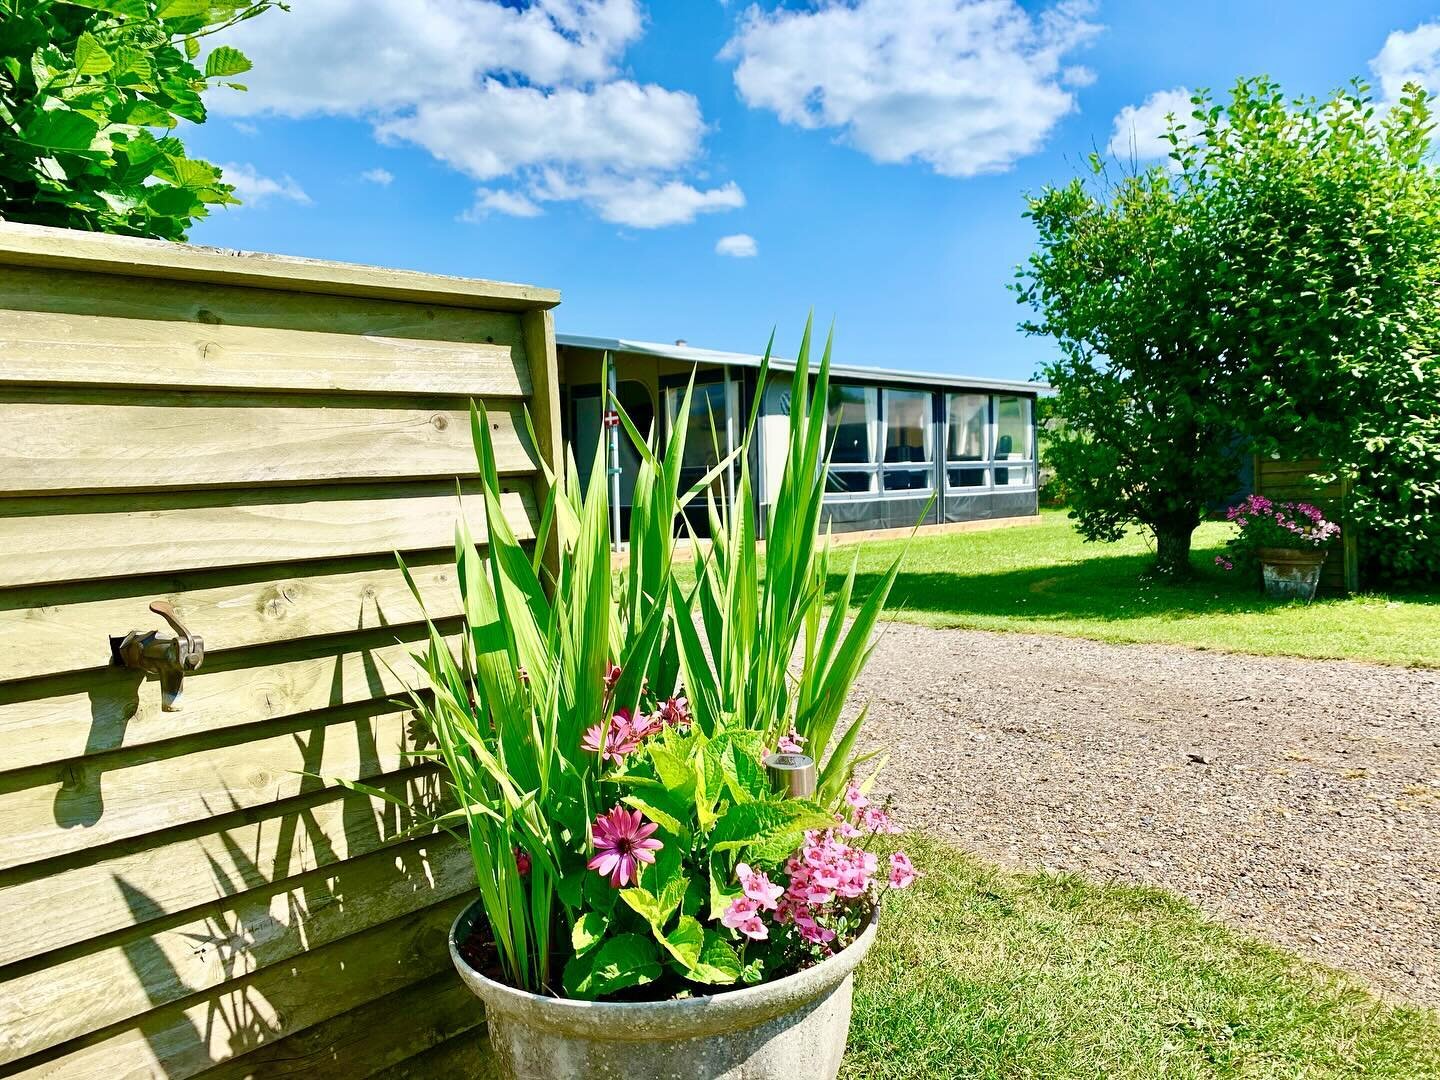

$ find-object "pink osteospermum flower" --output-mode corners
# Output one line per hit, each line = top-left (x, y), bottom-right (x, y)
(655, 695), (692, 729)
(888, 851), (917, 890)
(619, 705), (663, 740)
(776, 728), (806, 753)
(736, 862), (784, 911)
(581, 713), (643, 763)
(603, 661), (623, 692)
(587, 805), (663, 888)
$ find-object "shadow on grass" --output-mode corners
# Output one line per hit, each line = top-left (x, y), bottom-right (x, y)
(836, 550), (1440, 627)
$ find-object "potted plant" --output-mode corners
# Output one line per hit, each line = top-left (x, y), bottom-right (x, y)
(387, 324), (919, 1080)
(1218, 494), (1341, 601)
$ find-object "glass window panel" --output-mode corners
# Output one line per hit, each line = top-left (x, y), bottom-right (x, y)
(993, 395), (1032, 460)
(672, 382), (729, 473)
(946, 394), (988, 462)
(883, 467), (932, 492)
(826, 469), (876, 494)
(884, 389), (932, 463)
(947, 467), (988, 488)
(826, 385), (876, 464)
(991, 464), (1034, 488)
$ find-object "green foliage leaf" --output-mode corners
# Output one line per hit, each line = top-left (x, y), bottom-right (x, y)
(72, 33), (114, 77)
(19, 109), (101, 153)
(158, 0), (214, 17)
(64, 0), (151, 14)
(204, 46), (252, 77)
(561, 934), (662, 1000)
(571, 912), (608, 958)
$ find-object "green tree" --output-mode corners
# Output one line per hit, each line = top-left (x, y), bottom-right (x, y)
(1015, 164), (1239, 578)
(1188, 78), (1440, 583)
(0, 0), (283, 240)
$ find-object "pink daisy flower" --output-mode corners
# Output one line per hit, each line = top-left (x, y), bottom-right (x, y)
(587, 805), (663, 888)
(655, 695), (692, 729)
(580, 712), (643, 763)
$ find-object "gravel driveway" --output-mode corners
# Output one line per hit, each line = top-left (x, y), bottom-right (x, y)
(854, 623), (1440, 1008)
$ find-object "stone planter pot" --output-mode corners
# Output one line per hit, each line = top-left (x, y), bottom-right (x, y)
(1258, 546), (1327, 602)
(448, 899), (878, 1080)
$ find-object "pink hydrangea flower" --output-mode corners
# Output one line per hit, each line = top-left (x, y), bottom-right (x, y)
(736, 862), (783, 911)
(888, 851), (917, 890)
(587, 805), (662, 888)
(721, 896), (769, 940)
(776, 728), (806, 754)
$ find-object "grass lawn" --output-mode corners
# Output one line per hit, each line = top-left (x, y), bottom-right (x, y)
(823, 510), (1440, 667)
(844, 835), (1439, 1079)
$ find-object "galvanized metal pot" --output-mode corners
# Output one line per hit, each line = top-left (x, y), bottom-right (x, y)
(449, 900), (877, 1080)
(1258, 546), (1327, 602)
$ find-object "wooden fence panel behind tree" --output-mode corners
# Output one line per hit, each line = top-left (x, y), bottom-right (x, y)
(1253, 456), (1360, 593)
(0, 222), (561, 1079)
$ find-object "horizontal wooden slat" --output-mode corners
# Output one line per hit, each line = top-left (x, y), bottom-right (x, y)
(0, 308), (531, 399)
(0, 393), (536, 497)
(0, 555), (462, 686)
(0, 706), (419, 872)
(0, 221), (559, 312)
(2, 835), (473, 1064)
(367, 1030), (498, 1080)
(0, 483), (537, 589)
(0, 628), (460, 774)
(9, 895), (470, 1080)
(199, 972), (485, 1080)
(0, 770), (443, 969)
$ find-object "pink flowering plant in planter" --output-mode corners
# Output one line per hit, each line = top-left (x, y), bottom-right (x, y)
(384, 322), (916, 1019)
(1218, 494), (1341, 572)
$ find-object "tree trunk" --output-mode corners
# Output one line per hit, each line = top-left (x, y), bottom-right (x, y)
(1152, 521), (1196, 579)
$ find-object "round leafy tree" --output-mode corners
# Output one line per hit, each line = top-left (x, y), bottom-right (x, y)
(0, 0), (283, 240)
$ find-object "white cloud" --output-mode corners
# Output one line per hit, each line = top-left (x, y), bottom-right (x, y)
(463, 188), (545, 221)
(715, 233), (757, 257)
(721, 0), (1100, 177)
(221, 163), (312, 207)
(1370, 21), (1440, 103)
(212, 0), (643, 116)
(1106, 87), (1193, 161)
(361, 167), (394, 186)
(211, 0), (739, 227)
(532, 173), (745, 228)
(374, 80), (702, 180)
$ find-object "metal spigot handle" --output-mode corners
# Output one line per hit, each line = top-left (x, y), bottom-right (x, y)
(150, 600), (192, 646)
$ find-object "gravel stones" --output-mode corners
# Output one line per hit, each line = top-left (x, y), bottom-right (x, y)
(853, 622), (1440, 1007)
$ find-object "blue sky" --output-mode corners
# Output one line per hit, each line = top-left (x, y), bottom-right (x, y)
(184, 1), (1440, 382)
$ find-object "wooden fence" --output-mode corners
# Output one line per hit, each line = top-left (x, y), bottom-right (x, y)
(0, 222), (561, 1078)
(1252, 456), (1359, 593)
